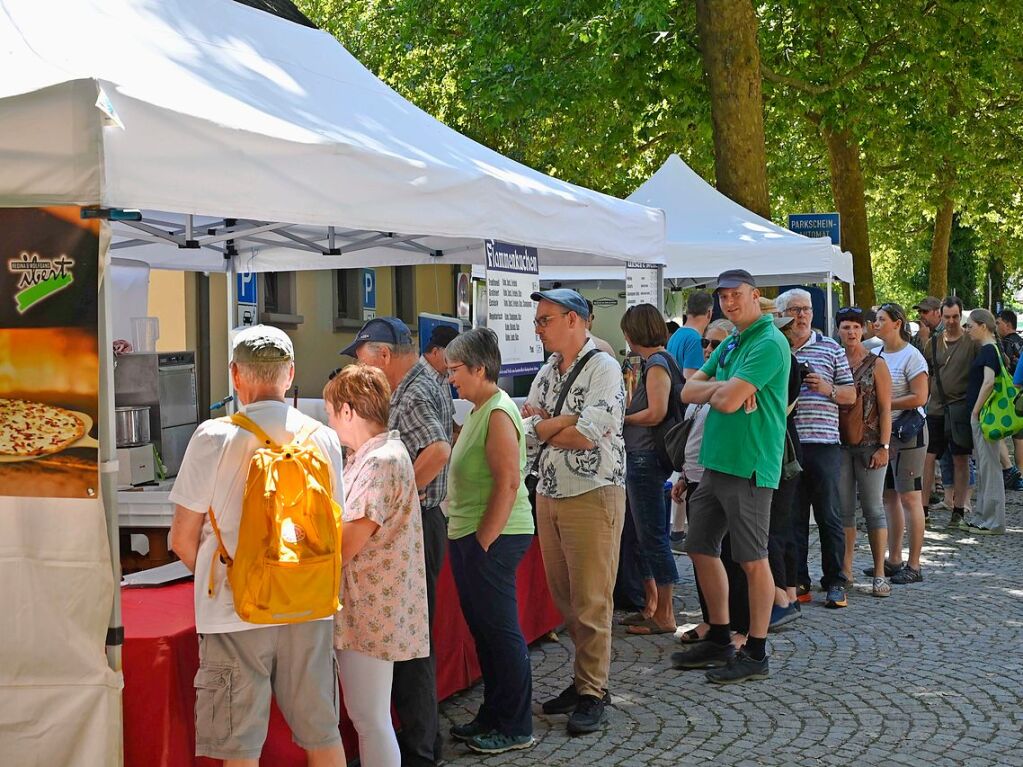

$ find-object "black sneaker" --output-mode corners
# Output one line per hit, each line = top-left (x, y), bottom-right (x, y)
(567, 695), (608, 735)
(671, 640), (735, 670)
(541, 684), (611, 715)
(890, 565), (923, 584)
(450, 718), (491, 742)
(705, 649), (769, 684)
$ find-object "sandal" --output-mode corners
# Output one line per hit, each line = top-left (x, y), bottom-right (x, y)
(871, 577), (891, 598)
(618, 612), (649, 626)
(625, 617), (677, 635)
(678, 626), (708, 644)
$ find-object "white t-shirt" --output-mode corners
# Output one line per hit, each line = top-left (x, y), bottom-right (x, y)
(169, 400), (345, 634)
(873, 344), (928, 419)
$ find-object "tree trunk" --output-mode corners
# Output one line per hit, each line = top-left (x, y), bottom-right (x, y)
(820, 125), (874, 307)
(695, 0), (771, 219)
(929, 194), (955, 298)
(990, 255), (1005, 311)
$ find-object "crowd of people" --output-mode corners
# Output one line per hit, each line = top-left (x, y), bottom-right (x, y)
(167, 272), (1014, 766)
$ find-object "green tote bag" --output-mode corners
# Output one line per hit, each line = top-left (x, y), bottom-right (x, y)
(979, 347), (1023, 440)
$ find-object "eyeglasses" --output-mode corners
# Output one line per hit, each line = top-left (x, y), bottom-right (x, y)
(785, 306), (813, 316)
(533, 312), (570, 328)
(328, 367), (342, 381)
(701, 338), (723, 350)
(445, 363), (466, 378)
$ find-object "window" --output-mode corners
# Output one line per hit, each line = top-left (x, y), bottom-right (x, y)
(258, 271), (303, 325)
(333, 269), (364, 329)
(394, 266), (416, 325)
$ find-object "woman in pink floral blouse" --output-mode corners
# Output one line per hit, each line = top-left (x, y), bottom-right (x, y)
(323, 365), (429, 767)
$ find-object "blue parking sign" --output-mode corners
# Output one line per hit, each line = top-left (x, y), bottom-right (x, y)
(236, 272), (257, 305)
(362, 269), (376, 310)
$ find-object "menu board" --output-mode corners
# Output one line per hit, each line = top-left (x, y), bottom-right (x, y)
(626, 261), (660, 308)
(0, 208), (100, 499)
(485, 240), (543, 376)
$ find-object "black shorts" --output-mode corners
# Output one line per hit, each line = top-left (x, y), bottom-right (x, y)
(925, 414), (972, 456)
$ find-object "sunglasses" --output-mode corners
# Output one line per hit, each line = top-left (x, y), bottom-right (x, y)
(701, 338), (723, 350)
(836, 306), (863, 317)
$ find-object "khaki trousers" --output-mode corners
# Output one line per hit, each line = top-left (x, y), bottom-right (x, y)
(536, 484), (626, 698)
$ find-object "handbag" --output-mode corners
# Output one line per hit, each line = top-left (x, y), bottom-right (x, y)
(780, 431), (802, 481)
(647, 351), (686, 471)
(839, 354), (878, 446)
(892, 409), (925, 442)
(525, 349), (601, 507)
(931, 335), (973, 450)
(979, 346), (1023, 439)
(662, 404), (701, 474)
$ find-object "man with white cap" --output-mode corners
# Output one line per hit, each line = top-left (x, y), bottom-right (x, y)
(169, 325), (346, 767)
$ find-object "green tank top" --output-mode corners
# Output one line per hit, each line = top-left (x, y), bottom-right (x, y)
(447, 390), (535, 540)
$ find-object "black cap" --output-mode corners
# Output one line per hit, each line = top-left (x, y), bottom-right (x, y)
(425, 325), (459, 351)
(714, 269), (757, 292)
(339, 317), (412, 357)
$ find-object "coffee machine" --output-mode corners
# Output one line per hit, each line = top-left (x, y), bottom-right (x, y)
(113, 351), (198, 477)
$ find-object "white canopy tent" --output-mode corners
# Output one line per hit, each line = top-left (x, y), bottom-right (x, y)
(543, 154), (854, 291)
(2, 0), (664, 269)
(0, 0), (666, 763)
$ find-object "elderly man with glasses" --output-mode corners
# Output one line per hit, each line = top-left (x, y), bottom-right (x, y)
(521, 288), (625, 736)
(776, 289), (857, 609)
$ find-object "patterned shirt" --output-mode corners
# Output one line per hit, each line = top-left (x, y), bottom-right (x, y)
(523, 340), (626, 499)
(389, 358), (454, 508)
(793, 331), (854, 445)
(334, 431), (429, 662)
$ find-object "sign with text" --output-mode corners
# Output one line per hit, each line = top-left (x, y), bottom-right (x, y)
(788, 213), (841, 246)
(236, 271), (257, 305)
(485, 240), (543, 376)
(0, 207), (100, 499)
(626, 261), (660, 308)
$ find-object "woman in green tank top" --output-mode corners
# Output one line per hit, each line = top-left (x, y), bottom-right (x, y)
(443, 328), (536, 754)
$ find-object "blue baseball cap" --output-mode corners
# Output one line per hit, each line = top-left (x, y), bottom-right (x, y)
(530, 288), (590, 319)
(339, 316), (413, 357)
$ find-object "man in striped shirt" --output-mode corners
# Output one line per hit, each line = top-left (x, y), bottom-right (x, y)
(777, 289), (856, 609)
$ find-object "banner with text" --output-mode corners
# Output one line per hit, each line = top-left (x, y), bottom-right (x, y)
(626, 261), (660, 308)
(485, 240), (543, 376)
(0, 207), (100, 499)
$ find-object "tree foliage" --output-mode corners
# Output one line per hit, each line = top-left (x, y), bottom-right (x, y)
(298, 0), (1023, 307)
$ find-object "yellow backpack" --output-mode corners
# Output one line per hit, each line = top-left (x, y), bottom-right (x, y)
(207, 412), (343, 624)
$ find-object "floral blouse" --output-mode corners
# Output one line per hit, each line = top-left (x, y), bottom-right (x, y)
(334, 430), (430, 661)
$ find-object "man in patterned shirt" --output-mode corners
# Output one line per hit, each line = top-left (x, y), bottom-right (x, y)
(776, 289), (856, 609)
(340, 317), (453, 767)
(521, 288), (625, 736)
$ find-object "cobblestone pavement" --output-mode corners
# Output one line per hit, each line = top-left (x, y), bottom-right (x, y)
(439, 500), (1023, 766)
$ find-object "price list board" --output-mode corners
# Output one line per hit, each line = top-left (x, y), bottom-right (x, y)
(485, 239), (543, 376)
(626, 261), (661, 308)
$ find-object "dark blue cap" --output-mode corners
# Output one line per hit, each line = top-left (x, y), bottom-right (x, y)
(530, 288), (590, 319)
(339, 317), (413, 357)
(714, 269), (756, 292)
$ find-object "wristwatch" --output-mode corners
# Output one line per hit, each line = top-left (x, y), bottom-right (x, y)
(828, 385), (838, 402)
(881, 444), (890, 450)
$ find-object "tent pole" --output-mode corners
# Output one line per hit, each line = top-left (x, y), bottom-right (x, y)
(99, 222), (123, 673)
(225, 256), (237, 413)
(826, 271), (834, 335)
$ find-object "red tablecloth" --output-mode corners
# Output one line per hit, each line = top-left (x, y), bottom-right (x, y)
(122, 538), (561, 767)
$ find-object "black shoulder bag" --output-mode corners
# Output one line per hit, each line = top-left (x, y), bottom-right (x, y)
(932, 334), (973, 450)
(525, 349), (601, 508)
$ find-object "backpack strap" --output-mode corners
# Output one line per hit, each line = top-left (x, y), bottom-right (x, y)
(229, 411), (280, 449)
(205, 505), (232, 598)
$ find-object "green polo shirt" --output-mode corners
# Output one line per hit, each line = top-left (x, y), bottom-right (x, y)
(698, 314), (791, 489)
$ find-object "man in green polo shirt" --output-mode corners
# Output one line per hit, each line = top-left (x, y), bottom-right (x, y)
(671, 269), (790, 684)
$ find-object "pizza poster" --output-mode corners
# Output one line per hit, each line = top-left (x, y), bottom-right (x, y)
(0, 207), (100, 499)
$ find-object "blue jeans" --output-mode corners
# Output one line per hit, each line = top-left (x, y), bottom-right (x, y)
(449, 533), (533, 737)
(625, 450), (678, 586)
(796, 443), (848, 590)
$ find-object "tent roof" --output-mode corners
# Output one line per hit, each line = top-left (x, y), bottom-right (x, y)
(538, 154), (852, 285)
(0, 0), (664, 268)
